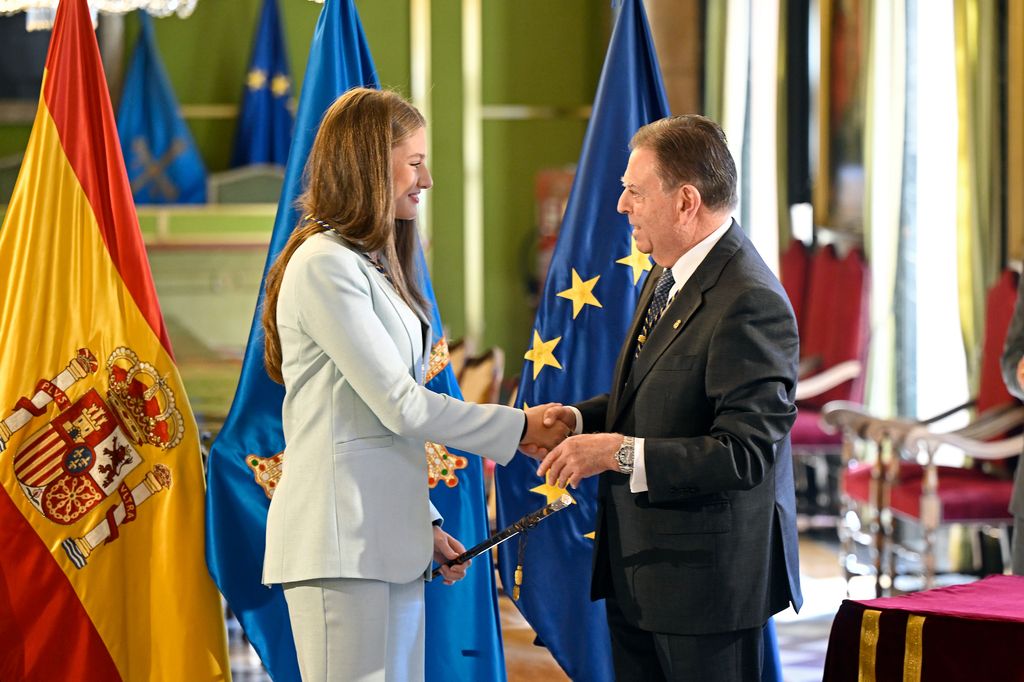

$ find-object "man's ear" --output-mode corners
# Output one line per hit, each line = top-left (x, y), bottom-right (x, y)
(677, 184), (702, 221)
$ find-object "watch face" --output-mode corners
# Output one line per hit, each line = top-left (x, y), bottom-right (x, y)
(615, 444), (632, 473)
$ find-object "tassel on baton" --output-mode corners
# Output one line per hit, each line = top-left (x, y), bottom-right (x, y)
(431, 493), (574, 591)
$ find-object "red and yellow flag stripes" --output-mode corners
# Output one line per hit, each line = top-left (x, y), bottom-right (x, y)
(0, 1), (229, 680)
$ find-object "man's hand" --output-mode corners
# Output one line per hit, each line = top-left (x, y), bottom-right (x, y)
(519, 403), (574, 459)
(536, 433), (623, 489)
(432, 526), (469, 585)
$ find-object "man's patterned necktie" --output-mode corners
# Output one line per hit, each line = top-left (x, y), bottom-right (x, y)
(635, 268), (675, 359)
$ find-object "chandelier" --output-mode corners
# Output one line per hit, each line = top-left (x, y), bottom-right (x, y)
(0, 1), (198, 30)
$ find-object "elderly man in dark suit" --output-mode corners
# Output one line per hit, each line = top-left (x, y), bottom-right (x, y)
(535, 115), (803, 681)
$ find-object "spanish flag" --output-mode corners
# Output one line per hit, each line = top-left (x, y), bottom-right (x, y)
(0, 2), (230, 679)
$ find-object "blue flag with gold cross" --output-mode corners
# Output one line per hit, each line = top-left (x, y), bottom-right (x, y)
(116, 12), (207, 204)
(232, 0), (294, 167)
(205, 0), (506, 680)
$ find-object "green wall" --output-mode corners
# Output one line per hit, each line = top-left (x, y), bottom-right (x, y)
(426, 0), (466, 337)
(479, 0), (604, 361)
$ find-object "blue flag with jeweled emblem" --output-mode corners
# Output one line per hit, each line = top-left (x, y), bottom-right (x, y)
(205, 1), (506, 680)
(232, 0), (294, 167)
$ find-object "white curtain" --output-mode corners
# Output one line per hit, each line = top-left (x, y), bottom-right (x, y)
(862, 0), (905, 415)
(713, 0), (783, 272)
(913, 0), (969, 422)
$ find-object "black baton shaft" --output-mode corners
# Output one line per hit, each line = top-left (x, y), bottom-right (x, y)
(431, 493), (572, 579)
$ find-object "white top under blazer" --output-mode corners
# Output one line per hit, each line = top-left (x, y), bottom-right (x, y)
(263, 230), (523, 586)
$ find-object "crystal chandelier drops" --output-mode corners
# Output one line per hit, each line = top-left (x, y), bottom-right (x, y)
(0, 1), (199, 31)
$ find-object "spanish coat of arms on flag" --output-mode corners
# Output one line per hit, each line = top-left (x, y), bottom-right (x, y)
(0, 1), (229, 679)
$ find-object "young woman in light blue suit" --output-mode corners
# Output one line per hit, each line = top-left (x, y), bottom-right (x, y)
(260, 88), (563, 682)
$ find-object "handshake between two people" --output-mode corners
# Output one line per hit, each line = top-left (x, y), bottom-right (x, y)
(435, 403), (622, 584)
(433, 403), (577, 585)
(517, 404), (626, 490)
(518, 403), (576, 458)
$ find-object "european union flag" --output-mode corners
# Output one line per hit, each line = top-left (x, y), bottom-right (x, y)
(116, 13), (206, 204)
(232, 0), (294, 167)
(494, 2), (668, 678)
(494, 1), (785, 678)
(205, 1), (506, 680)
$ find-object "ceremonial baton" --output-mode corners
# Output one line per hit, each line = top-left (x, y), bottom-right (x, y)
(431, 493), (574, 579)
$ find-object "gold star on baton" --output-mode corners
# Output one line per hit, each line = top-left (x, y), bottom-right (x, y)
(271, 73), (291, 97)
(246, 68), (267, 91)
(616, 237), (653, 285)
(557, 268), (602, 319)
(530, 474), (576, 505)
(523, 330), (562, 380)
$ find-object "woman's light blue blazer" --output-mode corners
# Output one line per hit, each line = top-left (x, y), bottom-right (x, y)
(263, 231), (523, 586)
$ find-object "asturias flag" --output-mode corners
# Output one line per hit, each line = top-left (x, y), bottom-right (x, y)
(0, 1), (229, 679)
(205, 2), (375, 676)
(232, 0), (294, 167)
(117, 12), (207, 204)
(416, 243), (508, 681)
(206, 0), (508, 676)
(493, 0), (669, 679)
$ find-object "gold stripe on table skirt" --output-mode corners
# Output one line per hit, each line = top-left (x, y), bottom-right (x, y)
(858, 609), (882, 682)
(903, 615), (925, 682)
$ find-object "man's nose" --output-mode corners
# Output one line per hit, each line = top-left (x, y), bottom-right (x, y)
(616, 189), (629, 214)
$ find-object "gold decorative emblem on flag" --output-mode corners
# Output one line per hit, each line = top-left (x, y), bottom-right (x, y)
(426, 441), (467, 488)
(246, 452), (284, 499)
(425, 336), (450, 384)
(422, 335), (470, 488)
(1, 347), (182, 567)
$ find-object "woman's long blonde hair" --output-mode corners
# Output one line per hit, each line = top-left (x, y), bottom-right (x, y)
(262, 88), (427, 384)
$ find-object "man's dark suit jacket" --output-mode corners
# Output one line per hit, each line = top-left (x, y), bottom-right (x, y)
(576, 222), (803, 636)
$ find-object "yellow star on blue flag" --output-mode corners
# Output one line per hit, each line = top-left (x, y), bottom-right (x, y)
(557, 268), (603, 318)
(247, 68), (267, 91)
(616, 236), (653, 285)
(523, 330), (562, 379)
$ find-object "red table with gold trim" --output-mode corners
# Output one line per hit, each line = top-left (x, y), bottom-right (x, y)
(823, 575), (1024, 681)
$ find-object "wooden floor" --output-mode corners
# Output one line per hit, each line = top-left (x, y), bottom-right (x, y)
(500, 591), (569, 681)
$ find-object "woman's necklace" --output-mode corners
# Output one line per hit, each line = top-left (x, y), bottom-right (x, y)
(307, 215), (394, 286)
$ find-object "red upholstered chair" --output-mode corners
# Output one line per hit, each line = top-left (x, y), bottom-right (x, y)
(791, 245), (871, 520)
(795, 246), (870, 409)
(825, 270), (1024, 595)
(780, 238), (811, 331)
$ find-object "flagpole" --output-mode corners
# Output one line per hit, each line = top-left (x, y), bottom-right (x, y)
(411, 0), (432, 252)
(462, 0), (484, 345)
